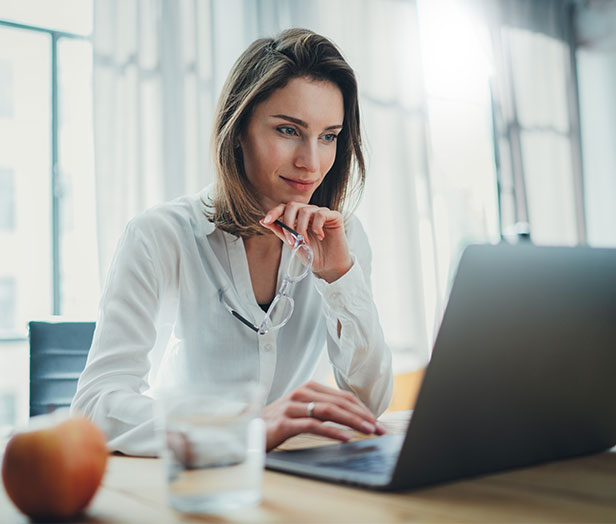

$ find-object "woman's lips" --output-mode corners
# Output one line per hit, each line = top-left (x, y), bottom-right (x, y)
(281, 176), (316, 192)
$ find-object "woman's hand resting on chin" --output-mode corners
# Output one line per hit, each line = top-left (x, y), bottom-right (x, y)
(260, 202), (353, 283)
(263, 381), (386, 451)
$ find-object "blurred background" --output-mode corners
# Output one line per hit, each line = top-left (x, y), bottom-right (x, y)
(1, 0), (615, 425)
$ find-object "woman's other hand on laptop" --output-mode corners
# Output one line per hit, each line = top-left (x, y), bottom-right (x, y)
(263, 381), (386, 451)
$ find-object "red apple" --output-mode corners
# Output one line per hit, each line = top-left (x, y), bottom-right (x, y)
(1, 414), (108, 520)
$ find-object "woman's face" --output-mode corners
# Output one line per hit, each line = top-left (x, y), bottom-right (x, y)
(239, 76), (344, 210)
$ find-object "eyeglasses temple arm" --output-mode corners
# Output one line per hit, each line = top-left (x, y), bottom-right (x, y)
(274, 219), (302, 239)
(231, 310), (259, 333)
(218, 289), (259, 333)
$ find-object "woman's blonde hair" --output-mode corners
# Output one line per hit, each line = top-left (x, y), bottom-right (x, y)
(205, 28), (366, 237)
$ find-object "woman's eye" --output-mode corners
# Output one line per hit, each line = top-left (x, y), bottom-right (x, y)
(277, 126), (297, 136)
(321, 133), (338, 143)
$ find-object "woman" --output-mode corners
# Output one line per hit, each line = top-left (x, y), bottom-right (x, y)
(72, 28), (393, 456)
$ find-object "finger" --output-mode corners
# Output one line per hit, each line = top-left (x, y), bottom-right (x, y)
(311, 211), (327, 241)
(320, 394), (376, 425)
(262, 204), (286, 225)
(260, 218), (288, 244)
(286, 418), (354, 442)
(266, 416), (352, 451)
(261, 204), (289, 243)
(296, 206), (318, 241)
(293, 383), (376, 423)
(307, 401), (378, 435)
(286, 400), (373, 433)
(303, 382), (373, 415)
(294, 206), (311, 239)
(281, 202), (303, 232)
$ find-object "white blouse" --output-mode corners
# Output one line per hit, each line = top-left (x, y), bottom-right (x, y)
(71, 188), (393, 456)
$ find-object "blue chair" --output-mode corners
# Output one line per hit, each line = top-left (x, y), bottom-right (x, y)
(28, 321), (95, 417)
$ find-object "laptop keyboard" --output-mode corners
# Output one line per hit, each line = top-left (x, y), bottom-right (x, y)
(318, 451), (398, 474)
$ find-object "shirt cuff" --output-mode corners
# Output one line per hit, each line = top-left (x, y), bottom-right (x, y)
(313, 254), (366, 312)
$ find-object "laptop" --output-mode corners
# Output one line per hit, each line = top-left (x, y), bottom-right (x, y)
(265, 242), (616, 490)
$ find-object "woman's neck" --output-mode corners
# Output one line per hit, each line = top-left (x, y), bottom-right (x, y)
(244, 232), (283, 305)
(243, 230), (282, 257)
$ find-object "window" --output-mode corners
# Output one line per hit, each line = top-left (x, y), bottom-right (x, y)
(0, 168), (15, 230)
(0, 59), (12, 117)
(417, 0), (501, 334)
(0, 0), (92, 36)
(505, 27), (579, 246)
(0, 1), (97, 338)
(0, 278), (16, 331)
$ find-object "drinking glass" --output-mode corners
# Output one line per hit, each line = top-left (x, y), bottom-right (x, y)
(157, 381), (265, 514)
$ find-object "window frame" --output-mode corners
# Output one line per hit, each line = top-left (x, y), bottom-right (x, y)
(0, 19), (91, 339)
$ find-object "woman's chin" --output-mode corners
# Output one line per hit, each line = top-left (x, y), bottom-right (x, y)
(262, 194), (312, 209)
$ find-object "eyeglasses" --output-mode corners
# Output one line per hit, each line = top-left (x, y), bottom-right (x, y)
(219, 220), (314, 335)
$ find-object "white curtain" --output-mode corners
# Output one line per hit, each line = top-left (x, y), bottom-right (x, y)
(483, 0), (586, 245)
(276, 0), (436, 368)
(93, 0), (596, 373)
(93, 0), (435, 371)
(575, 1), (616, 247)
(92, 0), (260, 279)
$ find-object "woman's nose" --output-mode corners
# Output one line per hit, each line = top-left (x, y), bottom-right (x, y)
(294, 140), (319, 173)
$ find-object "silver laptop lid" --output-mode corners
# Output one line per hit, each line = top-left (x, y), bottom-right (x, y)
(391, 243), (616, 489)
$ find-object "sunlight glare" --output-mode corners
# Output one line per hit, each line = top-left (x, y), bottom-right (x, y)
(418, 0), (492, 101)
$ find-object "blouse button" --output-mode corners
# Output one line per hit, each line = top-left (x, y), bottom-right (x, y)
(264, 343), (273, 352)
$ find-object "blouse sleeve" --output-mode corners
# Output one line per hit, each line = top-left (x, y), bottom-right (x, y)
(70, 216), (167, 456)
(313, 216), (394, 416)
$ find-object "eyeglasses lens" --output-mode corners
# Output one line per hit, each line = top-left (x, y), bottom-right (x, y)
(259, 295), (294, 334)
(268, 295), (293, 327)
(287, 242), (313, 281)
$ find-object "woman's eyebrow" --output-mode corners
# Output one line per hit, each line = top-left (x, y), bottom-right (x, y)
(271, 114), (343, 131)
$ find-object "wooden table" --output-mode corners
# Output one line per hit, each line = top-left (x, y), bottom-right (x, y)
(2, 411), (616, 523)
